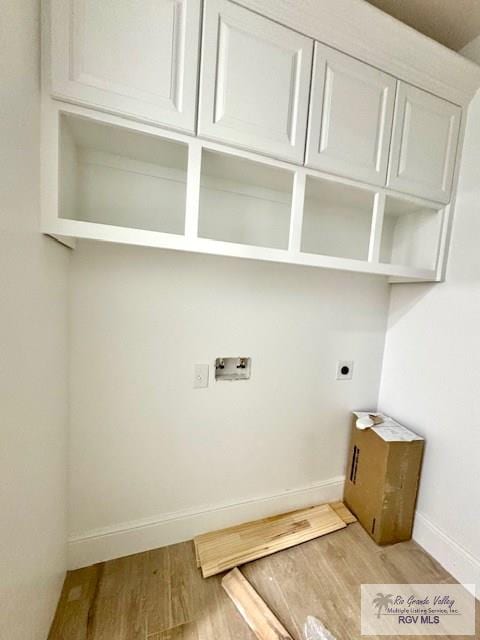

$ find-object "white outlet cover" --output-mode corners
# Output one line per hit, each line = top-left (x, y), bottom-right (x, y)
(336, 360), (354, 380)
(194, 364), (209, 388)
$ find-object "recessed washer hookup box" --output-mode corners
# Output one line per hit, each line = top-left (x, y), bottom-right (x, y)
(343, 412), (424, 545)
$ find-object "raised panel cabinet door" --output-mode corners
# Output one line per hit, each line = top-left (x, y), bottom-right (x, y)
(388, 83), (461, 203)
(306, 43), (396, 186)
(48, 0), (201, 132)
(198, 0), (313, 163)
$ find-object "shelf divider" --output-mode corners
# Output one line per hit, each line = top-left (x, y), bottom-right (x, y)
(368, 191), (385, 263)
(288, 170), (306, 254)
(184, 140), (203, 240)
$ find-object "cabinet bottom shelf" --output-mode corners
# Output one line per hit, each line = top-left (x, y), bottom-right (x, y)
(42, 218), (440, 282)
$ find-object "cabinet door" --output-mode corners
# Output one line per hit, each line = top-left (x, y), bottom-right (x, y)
(198, 0), (313, 163)
(388, 83), (461, 203)
(306, 43), (396, 186)
(48, 0), (201, 133)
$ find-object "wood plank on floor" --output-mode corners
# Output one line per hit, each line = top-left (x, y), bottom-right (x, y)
(329, 501), (357, 524)
(195, 504), (346, 578)
(78, 552), (149, 640)
(222, 568), (294, 640)
(194, 539), (201, 568)
(146, 541), (204, 635)
(48, 525), (480, 640)
(47, 563), (103, 640)
(193, 502), (354, 567)
(145, 541), (255, 639)
(147, 621), (199, 640)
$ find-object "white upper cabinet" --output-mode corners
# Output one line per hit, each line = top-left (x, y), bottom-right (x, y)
(198, 0), (313, 163)
(388, 83), (461, 203)
(48, 0), (201, 133)
(41, 0), (477, 280)
(306, 43), (396, 186)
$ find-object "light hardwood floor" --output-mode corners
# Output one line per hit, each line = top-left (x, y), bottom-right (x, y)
(48, 523), (479, 639)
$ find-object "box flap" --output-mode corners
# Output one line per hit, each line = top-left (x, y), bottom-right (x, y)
(372, 424), (424, 442)
(353, 411), (423, 442)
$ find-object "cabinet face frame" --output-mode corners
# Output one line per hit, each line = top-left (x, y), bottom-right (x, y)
(46, 0), (201, 133)
(198, 0), (313, 163)
(387, 82), (461, 204)
(42, 101), (445, 281)
(306, 43), (396, 186)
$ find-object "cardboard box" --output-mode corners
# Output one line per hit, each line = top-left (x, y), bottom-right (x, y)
(343, 412), (424, 545)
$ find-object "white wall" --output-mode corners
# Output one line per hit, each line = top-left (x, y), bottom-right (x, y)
(68, 243), (390, 566)
(379, 52), (480, 588)
(460, 34), (480, 66)
(0, 1), (70, 638)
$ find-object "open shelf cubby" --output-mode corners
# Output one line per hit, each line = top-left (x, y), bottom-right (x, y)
(301, 176), (375, 260)
(380, 195), (443, 271)
(198, 150), (294, 250)
(59, 113), (188, 234)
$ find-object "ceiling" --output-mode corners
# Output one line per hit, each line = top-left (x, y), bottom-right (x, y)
(365, 0), (480, 51)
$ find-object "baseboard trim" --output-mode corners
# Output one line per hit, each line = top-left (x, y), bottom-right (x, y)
(413, 511), (480, 594)
(68, 476), (345, 569)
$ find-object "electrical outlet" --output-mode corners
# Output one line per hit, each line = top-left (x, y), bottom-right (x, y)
(336, 360), (354, 380)
(194, 364), (209, 388)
